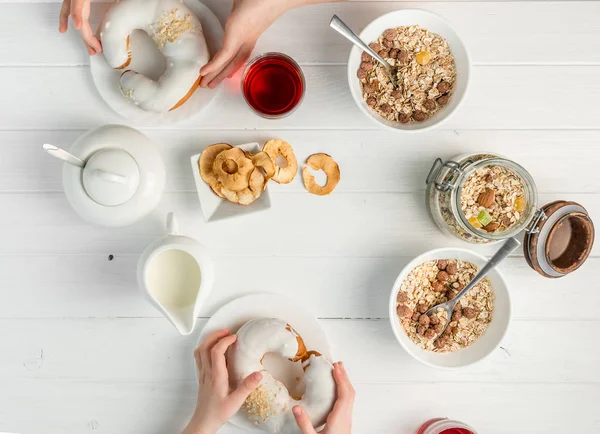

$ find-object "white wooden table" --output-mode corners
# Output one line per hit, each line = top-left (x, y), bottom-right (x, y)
(1, 0), (600, 433)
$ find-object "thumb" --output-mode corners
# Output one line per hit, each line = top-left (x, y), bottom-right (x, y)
(227, 372), (263, 410)
(292, 406), (317, 434)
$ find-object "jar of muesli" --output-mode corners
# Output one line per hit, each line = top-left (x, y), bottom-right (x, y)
(426, 153), (595, 278)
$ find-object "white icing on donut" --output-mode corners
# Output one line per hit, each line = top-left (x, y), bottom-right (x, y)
(100, 0), (209, 112)
(228, 318), (336, 434)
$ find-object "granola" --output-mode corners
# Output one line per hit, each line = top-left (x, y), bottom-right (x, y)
(149, 8), (201, 49)
(460, 165), (526, 233)
(358, 26), (456, 123)
(396, 259), (494, 353)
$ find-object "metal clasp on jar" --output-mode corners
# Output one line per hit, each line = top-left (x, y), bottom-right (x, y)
(426, 158), (465, 192)
(525, 208), (548, 234)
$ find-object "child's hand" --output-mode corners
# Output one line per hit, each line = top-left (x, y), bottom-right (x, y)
(199, 0), (291, 88)
(183, 329), (263, 434)
(59, 0), (102, 55)
(292, 362), (355, 434)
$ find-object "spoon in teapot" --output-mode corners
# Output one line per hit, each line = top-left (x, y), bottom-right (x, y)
(42, 144), (85, 168)
(424, 237), (521, 340)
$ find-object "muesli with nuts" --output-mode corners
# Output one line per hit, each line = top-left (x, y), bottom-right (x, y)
(460, 165), (527, 233)
(396, 259), (494, 352)
(357, 25), (456, 123)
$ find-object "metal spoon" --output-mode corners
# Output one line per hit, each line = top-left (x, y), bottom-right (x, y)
(42, 144), (85, 168)
(425, 237), (521, 338)
(329, 15), (398, 87)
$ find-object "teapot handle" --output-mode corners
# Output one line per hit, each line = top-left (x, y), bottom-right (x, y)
(167, 212), (179, 235)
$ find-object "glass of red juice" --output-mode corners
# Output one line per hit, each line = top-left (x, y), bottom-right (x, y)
(417, 418), (477, 434)
(241, 52), (305, 119)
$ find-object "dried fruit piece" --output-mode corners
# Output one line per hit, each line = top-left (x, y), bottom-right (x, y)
(251, 151), (275, 182)
(263, 139), (298, 184)
(213, 147), (254, 192)
(477, 210), (493, 227)
(515, 195), (526, 213)
(468, 217), (482, 229)
(477, 188), (495, 208)
(415, 50), (432, 65)
(302, 153), (341, 196)
(199, 143), (232, 187)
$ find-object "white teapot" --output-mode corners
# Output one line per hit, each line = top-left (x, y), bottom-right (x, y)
(137, 213), (214, 335)
(44, 124), (166, 227)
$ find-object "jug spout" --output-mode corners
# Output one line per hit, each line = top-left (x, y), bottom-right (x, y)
(166, 306), (197, 336)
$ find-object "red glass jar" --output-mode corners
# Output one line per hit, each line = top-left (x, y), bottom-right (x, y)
(418, 418), (477, 434)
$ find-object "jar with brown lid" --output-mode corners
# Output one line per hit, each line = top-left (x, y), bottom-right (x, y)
(426, 153), (595, 278)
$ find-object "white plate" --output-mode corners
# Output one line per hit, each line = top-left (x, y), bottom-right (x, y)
(190, 143), (272, 222)
(197, 293), (332, 431)
(90, 0), (224, 125)
(388, 247), (511, 369)
(347, 9), (471, 132)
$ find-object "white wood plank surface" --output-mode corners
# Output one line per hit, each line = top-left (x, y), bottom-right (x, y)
(1, 1), (599, 433)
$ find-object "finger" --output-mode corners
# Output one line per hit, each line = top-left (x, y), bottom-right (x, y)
(227, 371), (263, 410)
(71, 0), (86, 29)
(333, 362), (355, 403)
(292, 406), (317, 434)
(200, 40), (237, 77)
(59, 0), (71, 33)
(199, 329), (230, 371)
(80, 22), (102, 54)
(211, 334), (237, 377)
(207, 48), (251, 89)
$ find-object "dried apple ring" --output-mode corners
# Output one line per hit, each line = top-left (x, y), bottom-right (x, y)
(199, 143), (232, 187)
(302, 153), (340, 196)
(263, 139), (298, 184)
(213, 148), (254, 192)
(251, 151), (276, 181)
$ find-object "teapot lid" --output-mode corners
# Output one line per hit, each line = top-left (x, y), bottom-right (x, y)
(82, 149), (140, 206)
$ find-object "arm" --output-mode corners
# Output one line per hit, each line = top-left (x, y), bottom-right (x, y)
(183, 329), (263, 434)
(200, 0), (346, 88)
(59, 0), (102, 55)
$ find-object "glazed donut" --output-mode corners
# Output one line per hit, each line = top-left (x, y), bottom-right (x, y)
(100, 0), (209, 112)
(228, 318), (336, 434)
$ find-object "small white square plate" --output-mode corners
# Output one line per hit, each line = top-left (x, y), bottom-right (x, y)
(190, 143), (272, 222)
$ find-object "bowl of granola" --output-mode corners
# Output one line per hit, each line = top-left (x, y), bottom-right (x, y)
(348, 9), (470, 132)
(389, 248), (511, 368)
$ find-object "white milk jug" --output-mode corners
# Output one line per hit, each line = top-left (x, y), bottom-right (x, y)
(137, 212), (214, 335)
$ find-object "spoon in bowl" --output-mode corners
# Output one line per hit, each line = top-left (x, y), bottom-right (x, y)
(329, 15), (399, 87)
(424, 237), (521, 339)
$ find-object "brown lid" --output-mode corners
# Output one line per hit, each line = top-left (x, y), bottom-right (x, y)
(523, 201), (595, 278)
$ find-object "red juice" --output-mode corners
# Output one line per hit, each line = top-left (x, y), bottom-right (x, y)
(242, 53), (305, 118)
(417, 418), (475, 434)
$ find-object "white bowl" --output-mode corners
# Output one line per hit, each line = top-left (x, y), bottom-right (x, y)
(347, 9), (471, 132)
(388, 248), (511, 369)
(190, 143), (272, 222)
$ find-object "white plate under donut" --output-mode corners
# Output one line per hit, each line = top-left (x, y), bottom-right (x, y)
(197, 293), (333, 431)
(89, 0), (224, 125)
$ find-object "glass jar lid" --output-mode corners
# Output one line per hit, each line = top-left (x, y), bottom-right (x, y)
(524, 201), (595, 278)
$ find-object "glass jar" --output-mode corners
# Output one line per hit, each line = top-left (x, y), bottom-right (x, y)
(426, 153), (538, 244)
(417, 418), (477, 434)
(426, 153), (595, 278)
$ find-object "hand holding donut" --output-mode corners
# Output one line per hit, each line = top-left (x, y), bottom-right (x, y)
(293, 362), (355, 434)
(183, 329), (263, 434)
(58, 0), (102, 55)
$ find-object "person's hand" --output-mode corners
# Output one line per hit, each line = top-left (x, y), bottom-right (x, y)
(59, 0), (102, 55)
(199, 0), (294, 88)
(292, 361), (355, 434)
(183, 329), (263, 434)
